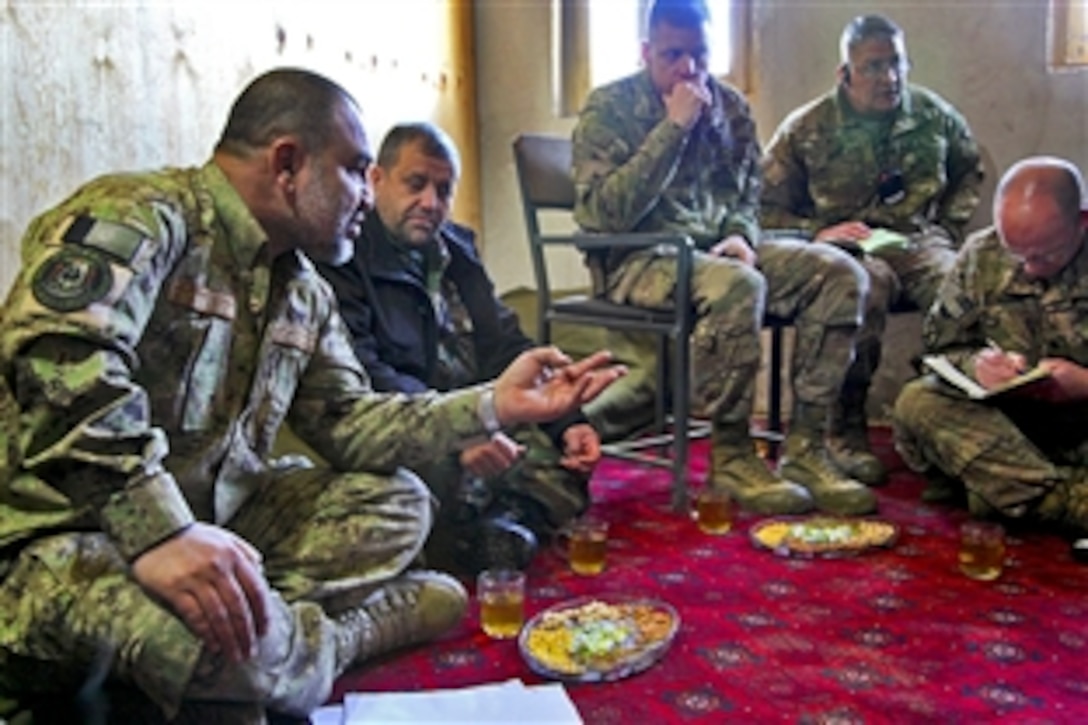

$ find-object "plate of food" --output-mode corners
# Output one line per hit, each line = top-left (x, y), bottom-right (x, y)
(518, 596), (679, 682)
(749, 516), (898, 558)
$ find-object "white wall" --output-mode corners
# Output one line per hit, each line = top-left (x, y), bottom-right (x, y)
(473, 0), (587, 294)
(475, 0), (1088, 294)
(0, 0), (475, 298)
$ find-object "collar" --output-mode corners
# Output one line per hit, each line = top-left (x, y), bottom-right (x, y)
(359, 213), (452, 283)
(832, 84), (918, 136)
(632, 71), (669, 122)
(199, 160), (270, 272)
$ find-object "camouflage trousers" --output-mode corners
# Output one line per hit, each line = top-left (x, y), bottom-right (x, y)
(414, 425), (590, 538)
(0, 466), (431, 720)
(894, 376), (1088, 514)
(844, 233), (957, 394)
(592, 237), (865, 440)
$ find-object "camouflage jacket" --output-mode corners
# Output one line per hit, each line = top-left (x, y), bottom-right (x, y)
(572, 70), (763, 270)
(0, 162), (492, 561)
(317, 215), (586, 445)
(924, 226), (1088, 375)
(761, 85), (982, 243)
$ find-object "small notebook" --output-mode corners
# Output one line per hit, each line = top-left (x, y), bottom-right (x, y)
(922, 354), (1051, 400)
(857, 228), (910, 255)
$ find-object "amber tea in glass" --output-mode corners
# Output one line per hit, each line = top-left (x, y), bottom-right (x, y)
(692, 487), (734, 535)
(477, 569), (526, 638)
(958, 520), (1005, 581)
(556, 518), (609, 576)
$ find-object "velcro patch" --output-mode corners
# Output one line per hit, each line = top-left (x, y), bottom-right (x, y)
(31, 247), (114, 312)
(63, 214), (146, 264)
(168, 278), (238, 320)
(267, 320), (316, 353)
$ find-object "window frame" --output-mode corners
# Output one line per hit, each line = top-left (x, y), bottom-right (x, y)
(554, 0), (752, 118)
(1050, 0), (1088, 68)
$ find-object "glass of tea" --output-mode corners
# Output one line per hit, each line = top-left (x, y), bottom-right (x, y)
(555, 517), (609, 576)
(958, 520), (1006, 581)
(691, 487), (734, 535)
(477, 569), (526, 639)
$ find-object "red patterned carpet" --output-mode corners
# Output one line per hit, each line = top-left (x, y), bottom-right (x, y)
(330, 429), (1088, 723)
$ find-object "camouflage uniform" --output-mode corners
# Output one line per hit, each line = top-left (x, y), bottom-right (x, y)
(0, 163), (497, 718)
(762, 85), (983, 474)
(317, 215), (590, 536)
(894, 226), (1088, 522)
(573, 71), (875, 516)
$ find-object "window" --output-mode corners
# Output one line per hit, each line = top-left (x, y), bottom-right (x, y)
(588, 0), (741, 87)
(554, 0), (750, 116)
(1051, 0), (1088, 67)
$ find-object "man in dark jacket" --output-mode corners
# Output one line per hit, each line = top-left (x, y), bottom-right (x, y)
(319, 123), (602, 574)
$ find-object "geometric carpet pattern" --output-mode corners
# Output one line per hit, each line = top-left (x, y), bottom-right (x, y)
(330, 429), (1088, 723)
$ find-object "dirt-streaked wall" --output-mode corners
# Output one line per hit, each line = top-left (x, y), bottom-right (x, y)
(0, 0), (479, 297)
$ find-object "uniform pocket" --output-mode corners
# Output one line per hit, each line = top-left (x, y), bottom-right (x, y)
(148, 312), (231, 432)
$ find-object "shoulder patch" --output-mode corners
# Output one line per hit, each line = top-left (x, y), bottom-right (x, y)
(31, 246), (114, 311)
(63, 214), (146, 264)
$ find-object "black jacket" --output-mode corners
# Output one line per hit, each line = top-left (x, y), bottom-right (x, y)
(318, 214), (585, 444)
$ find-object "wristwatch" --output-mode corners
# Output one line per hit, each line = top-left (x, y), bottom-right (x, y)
(477, 387), (502, 436)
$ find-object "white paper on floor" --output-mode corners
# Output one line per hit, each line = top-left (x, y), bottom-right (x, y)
(312, 679), (582, 724)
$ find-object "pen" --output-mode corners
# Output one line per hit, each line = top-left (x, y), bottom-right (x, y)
(985, 338), (1027, 374)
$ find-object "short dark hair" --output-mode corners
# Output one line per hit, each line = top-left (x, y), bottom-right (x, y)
(647, 0), (711, 33)
(216, 68), (355, 157)
(840, 15), (904, 64)
(376, 122), (461, 180)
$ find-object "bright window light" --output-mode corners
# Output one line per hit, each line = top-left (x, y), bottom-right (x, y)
(588, 0), (734, 87)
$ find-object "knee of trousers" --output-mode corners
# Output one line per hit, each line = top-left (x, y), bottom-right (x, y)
(808, 251), (868, 328)
(351, 466), (433, 547)
(893, 377), (954, 436)
(0, 533), (204, 718)
(861, 258), (897, 314)
(698, 259), (766, 322)
(187, 597), (338, 717)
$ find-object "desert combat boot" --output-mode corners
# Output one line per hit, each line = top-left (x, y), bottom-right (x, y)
(711, 442), (814, 515)
(1034, 470), (1088, 537)
(779, 402), (876, 515)
(827, 393), (886, 486)
(334, 570), (467, 671)
(779, 433), (877, 516)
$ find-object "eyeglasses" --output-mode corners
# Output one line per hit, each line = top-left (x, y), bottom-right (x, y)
(853, 58), (912, 79)
(1004, 228), (1083, 268)
(1006, 245), (1074, 267)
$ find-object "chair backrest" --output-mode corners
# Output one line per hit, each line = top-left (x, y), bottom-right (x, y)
(512, 134), (576, 212)
(512, 133), (579, 339)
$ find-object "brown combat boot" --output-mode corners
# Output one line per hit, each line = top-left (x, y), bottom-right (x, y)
(711, 443), (814, 515)
(1034, 473), (1088, 536)
(827, 395), (887, 486)
(779, 433), (877, 516)
(334, 570), (467, 671)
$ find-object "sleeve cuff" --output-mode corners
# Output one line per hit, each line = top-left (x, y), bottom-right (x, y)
(724, 221), (760, 248)
(100, 472), (196, 560)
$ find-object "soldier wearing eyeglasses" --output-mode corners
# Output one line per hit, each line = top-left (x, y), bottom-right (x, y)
(573, 0), (877, 519)
(761, 14), (984, 488)
(895, 157), (1088, 536)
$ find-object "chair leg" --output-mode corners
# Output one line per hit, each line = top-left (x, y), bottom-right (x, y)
(767, 324), (784, 458)
(670, 331), (690, 513)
